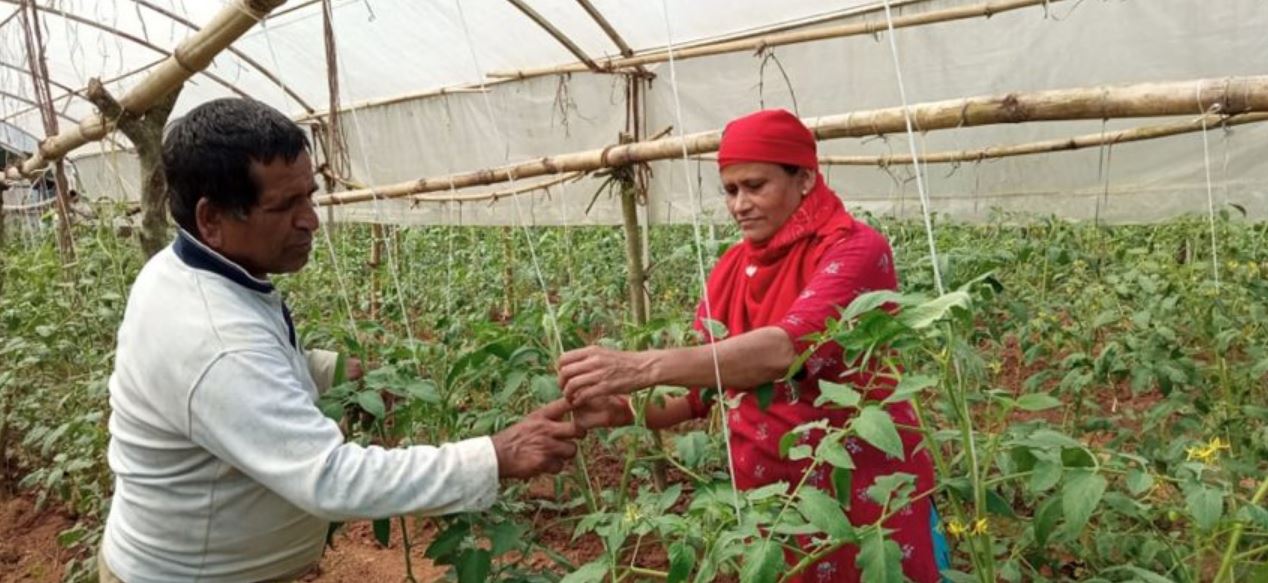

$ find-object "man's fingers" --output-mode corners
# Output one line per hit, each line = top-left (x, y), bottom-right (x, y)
(532, 398), (574, 421)
(542, 437), (578, 459)
(544, 419), (584, 439)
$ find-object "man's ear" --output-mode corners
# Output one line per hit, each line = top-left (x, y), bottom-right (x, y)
(195, 198), (224, 248)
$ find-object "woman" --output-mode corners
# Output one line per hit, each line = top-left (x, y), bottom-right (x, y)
(559, 110), (939, 582)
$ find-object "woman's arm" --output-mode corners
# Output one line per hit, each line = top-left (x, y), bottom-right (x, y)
(571, 395), (700, 431)
(559, 326), (796, 405)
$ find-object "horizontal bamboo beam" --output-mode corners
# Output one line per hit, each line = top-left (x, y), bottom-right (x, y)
(507, 0), (601, 73)
(409, 171), (584, 204)
(294, 84), (499, 123)
(295, 1), (922, 123)
(3, 0), (287, 182)
(315, 76), (1268, 207)
(486, 0), (1059, 79)
(815, 111), (1268, 166)
(131, 0), (316, 113)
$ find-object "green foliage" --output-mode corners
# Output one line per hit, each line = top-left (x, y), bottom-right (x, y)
(4, 212), (1268, 582)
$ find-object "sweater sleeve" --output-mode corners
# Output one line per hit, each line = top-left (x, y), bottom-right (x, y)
(305, 349), (340, 395)
(188, 348), (499, 521)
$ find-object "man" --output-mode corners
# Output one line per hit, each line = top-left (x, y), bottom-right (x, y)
(100, 98), (581, 582)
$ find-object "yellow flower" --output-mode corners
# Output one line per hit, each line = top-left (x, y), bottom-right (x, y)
(972, 518), (989, 536)
(946, 519), (968, 537)
(622, 503), (643, 525)
(1186, 437), (1231, 464)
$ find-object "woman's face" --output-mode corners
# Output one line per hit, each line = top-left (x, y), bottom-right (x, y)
(721, 162), (815, 244)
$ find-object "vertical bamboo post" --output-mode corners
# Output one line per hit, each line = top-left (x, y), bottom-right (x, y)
(501, 226), (516, 319)
(369, 223), (383, 321)
(620, 181), (647, 325)
(19, 1), (73, 260)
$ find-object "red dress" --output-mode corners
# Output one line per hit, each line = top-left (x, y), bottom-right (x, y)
(686, 182), (938, 583)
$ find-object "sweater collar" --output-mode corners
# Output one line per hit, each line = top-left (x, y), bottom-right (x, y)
(173, 229), (274, 294)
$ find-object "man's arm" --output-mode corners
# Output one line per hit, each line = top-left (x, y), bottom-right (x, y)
(189, 348), (576, 521)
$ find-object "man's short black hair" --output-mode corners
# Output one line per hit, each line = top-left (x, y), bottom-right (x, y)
(163, 98), (310, 235)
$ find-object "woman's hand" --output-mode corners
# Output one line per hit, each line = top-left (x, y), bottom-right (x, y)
(571, 395), (634, 430)
(558, 346), (656, 404)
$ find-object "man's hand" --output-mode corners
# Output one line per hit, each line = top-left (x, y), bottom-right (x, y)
(491, 399), (584, 480)
(345, 358), (364, 382)
(558, 346), (655, 405)
(572, 395), (634, 430)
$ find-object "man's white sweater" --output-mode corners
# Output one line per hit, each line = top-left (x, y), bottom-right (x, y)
(101, 231), (499, 582)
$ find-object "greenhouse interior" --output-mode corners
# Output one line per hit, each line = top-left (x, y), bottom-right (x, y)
(1, 0), (1267, 581)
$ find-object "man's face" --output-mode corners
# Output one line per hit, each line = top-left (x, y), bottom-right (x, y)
(198, 151), (319, 277)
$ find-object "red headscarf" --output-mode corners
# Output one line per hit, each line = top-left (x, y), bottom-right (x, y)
(699, 110), (855, 337)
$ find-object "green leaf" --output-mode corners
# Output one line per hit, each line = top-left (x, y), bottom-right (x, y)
(897, 291), (971, 329)
(1033, 495), (1062, 547)
(372, 518), (391, 547)
(674, 431), (709, 468)
(883, 375), (937, 404)
(816, 380), (862, 408)
(747, 482), (788, 502)
(798, 487), (853, 540)
(668, 541), (695, 583)
(857, 529), (904, 583)
(1062, 470), (1107, 535)
(754, 383), (775, 411)
(701, 318), (730, 340)
(531, 375), (561, 402)
(841, 290), (906, 321)
(1126, 469), (1154, 496)
(332, 353), (348, 386)
(405, 379), (441, 404)
(458, 549), (492, 583)
(424, 522), (470, 563)
(1029, 450), (1063, 494)
(817, 438), (855, 469)
(1186, 486), (1224, 531)
(497, 369), (529, 403)
(832, 467), (853, 509)
(788, 445), (813, 461)
(739, 539), (782, 583)
(355, 391), (387, 419)
(488, 521), (525, 557)
(1016, 393), (1062, 412)
(854, 406), (904, 460)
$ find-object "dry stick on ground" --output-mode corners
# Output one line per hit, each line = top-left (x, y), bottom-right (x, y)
(316, 76), (1268, 207)
(85, 79), (183, 258)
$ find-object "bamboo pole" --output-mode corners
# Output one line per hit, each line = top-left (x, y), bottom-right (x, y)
(129, 0), (316, 114)
(0, 57), (166, 126)
(316, 76), (1268, 207)
(818, 111), (1268, 166)
(3, 0), (287, 183)
(506, 0), (601, 73)
(294, 85), (496, 124)
(487, 0), (1059, 79)
(575, 0), (634, 58)
(0, 1), (257, 103)
(20, 0), (73, 260)
(410, 172), (584, 204)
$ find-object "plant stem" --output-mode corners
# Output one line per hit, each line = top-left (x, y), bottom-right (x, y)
(399, 516), (417, 583)
(1214, 474), (1268, 582)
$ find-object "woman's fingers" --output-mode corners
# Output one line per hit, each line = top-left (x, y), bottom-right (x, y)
(563, 370), (608, 402)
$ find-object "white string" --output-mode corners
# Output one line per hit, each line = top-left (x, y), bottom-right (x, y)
(1196, 88), (1221, 290)
(452, 0), (566, 356)
(658, 0), (742, 517)
(880, 0), (945, 295)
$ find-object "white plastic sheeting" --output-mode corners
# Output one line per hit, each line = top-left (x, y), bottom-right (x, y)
(48, 0), (1268, 224)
